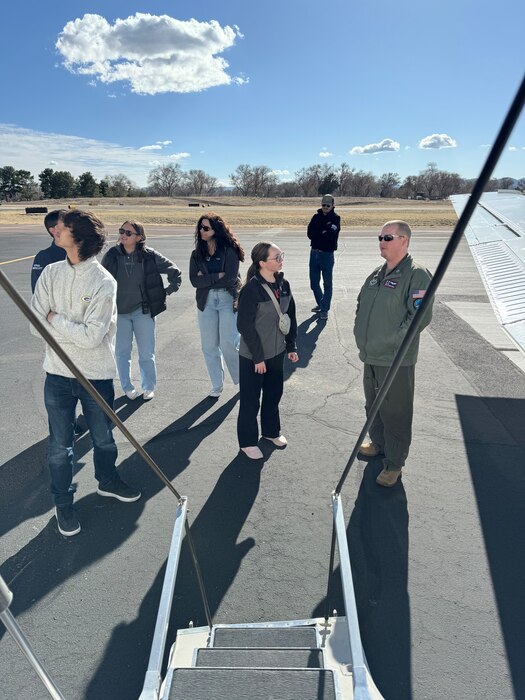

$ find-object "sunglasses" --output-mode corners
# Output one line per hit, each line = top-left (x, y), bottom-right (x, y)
(200, 225), (212, 232)
(119, 228), (137, 237)
(321, 203), (332, 208)
(378, 234), (404, 242)
(268, 252), (285, 262)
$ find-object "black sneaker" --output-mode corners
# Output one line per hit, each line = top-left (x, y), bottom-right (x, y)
(320, 311), (329, 320)
(55, 506), (81, 537)
(311, 305), (321, 312)
(97, 474), (141, 502)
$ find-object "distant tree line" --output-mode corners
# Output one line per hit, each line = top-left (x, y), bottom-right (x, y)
(0, 161), (523, 202)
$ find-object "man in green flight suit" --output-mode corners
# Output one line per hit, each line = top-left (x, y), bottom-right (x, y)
(353, 220), (433, 487)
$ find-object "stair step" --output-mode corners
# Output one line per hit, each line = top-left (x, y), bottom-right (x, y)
(213, 626), (317, 649)
(166, 668), (336, 700)
(195, 647), (323, 668)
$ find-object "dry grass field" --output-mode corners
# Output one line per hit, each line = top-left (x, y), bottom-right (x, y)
(0, 196), (457, 228)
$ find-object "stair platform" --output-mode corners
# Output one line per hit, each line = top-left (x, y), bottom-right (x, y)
(212, 626), (318, 648)
(166, 667), (337, 700)
(195, 646), (324, 668)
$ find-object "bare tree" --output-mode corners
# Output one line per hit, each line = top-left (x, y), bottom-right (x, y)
(378, 172), (401, 198)
(181, 169), (218, 195)
(338, 163), (355, 196)
(106, 173), (136, 197)
(230, 164), (278, 197)
(147, 163), (182, 196)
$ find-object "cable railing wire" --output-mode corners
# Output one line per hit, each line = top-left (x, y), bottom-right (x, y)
(0, 268), (213, 630)
(325, 72), (525, 620)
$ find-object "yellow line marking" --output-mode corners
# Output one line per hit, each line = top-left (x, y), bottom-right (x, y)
(0, 255), (34, 265)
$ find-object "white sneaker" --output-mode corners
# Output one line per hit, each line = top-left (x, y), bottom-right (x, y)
(208, 387), (223, 398)
(263, 435), (288, 448)
(241, 446), (263, 459)
(125, 389), (140, 400)
(143, 390), (155, 401)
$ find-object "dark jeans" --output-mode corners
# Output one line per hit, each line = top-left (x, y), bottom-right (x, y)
(44, 373), (118, 507)
(363, 364), (415, 471)
(309, 250), (334, 312)
(237, 353), (285, 447)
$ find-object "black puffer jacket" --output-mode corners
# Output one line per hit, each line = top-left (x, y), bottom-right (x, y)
(102, 245), (181, 318)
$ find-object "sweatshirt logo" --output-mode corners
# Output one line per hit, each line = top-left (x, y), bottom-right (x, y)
(81, 295), (92, 303)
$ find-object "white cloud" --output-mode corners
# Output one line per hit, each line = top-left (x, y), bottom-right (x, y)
(169, 152), (191, 160)
(480, 144), (491, 148)
(139, 144), (162, 151)
(270, 169), (290, 177)
(418, 133), (457, 149)
(319, 151), (333, 158)
(350, 138), (400, 155)
(0, 123), (189, 186)
(56, 12), (246, 95)
(156, 140), (172, 145)
(404, 146), (411, 150)
(508, 146), (518, 151)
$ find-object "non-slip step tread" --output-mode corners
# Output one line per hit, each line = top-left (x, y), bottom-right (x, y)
(213, 627), (317, 648)
(166, 668), (336, 700)
(196, 647), (324, 668)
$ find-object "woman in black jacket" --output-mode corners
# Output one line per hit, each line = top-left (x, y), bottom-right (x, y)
(189, 214), (244, 398)
(102, 220), (181, 401)
(236, 241), (299, 459)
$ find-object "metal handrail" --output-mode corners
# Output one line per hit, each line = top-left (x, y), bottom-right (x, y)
(0, 269), (213, 632)
(326, 71), (525, 619)
(139, 498), (188, 700)
(0, 575), (66, 700)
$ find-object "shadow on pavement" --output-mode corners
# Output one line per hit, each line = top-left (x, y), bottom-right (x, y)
(86, 453), (263, 699)
(313, 460), (411, 700)
(0, 395), (239, 648)
(457, 394), (525, 700)
(285, 314), (327, 380)
(0, 395), (145, 538)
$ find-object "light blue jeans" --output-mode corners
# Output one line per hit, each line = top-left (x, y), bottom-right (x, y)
(115, 307), (156, 392)
(198, 289), (240, 392)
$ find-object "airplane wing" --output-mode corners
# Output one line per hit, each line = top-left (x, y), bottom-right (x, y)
(450, 191), (525, 354)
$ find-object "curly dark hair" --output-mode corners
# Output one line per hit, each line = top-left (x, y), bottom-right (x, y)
(62, 210), (107, 261)
(194, 212), (244, 262)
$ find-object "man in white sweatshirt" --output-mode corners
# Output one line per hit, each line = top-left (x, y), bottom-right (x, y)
(31, 210), (141, 537)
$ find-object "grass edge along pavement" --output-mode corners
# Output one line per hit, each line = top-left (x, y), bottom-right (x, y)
(0, 197), (457, 229)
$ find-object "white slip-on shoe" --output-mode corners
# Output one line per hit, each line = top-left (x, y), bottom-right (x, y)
(143, 390), (155, 401)
(241, 446), (263, 459)
(263, 435), (288, 448)
(208, 387), (223, 398)
(125, 389), (140, 400)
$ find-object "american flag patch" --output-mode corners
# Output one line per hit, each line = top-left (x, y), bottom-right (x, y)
(412, 290), (426, 299)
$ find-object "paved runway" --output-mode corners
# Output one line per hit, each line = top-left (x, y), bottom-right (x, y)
(1, 225), (524, 700)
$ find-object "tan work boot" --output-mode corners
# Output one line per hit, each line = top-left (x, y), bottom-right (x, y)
(376, 468), (402, 487)
(358, 441), (381, 457)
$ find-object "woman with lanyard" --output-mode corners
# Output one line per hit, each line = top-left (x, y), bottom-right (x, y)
(236, 242), (299, 459)
(190, 213), (245, 398)
(102, 220), (181, 401)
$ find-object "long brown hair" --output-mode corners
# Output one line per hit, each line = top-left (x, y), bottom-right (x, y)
(244, 241), (274, 283)
(194, 212), (244, 262)
(120, 220), (146, 254)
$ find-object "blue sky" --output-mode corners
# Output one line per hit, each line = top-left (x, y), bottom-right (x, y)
(1, 0), (524, 187)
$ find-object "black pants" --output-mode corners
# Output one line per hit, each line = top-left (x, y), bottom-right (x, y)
(363, 363), (415, 471)
(237, 352), (285, 447)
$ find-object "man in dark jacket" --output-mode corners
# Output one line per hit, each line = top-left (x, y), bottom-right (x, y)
(31, 210), (68, 292)
(353, 220), (433, 487)
(307, 194), (340, 320)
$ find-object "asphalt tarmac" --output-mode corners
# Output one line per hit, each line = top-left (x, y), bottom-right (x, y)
(1, 225), (524, 700)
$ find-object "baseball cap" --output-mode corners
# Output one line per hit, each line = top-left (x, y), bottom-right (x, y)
(321, 195), (334, 205)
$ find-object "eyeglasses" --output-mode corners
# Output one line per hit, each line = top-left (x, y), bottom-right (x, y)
(268, 252), (285, 262)
(321, 204), (332, 208)
(119, 228), (137, 237)
(200, 225), (212, 232)
(378, 234), (404, 242)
